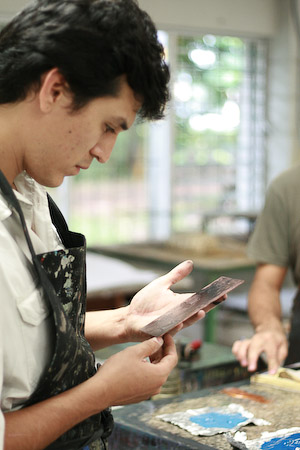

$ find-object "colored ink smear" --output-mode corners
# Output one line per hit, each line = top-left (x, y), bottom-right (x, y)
(261, 433), (300, 449)
(189, 412), (246, 429)
(157, 403), (270, 436)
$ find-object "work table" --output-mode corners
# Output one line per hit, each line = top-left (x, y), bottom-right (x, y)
(108, 380), (300, 449)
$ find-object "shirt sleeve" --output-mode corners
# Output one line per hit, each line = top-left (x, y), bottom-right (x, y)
(247, 180), (290, 267)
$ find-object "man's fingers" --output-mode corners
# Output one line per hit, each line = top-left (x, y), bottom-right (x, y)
(182, 310), (206, 326)
(266, 342), (288, 374)
(161, 260), (194, 288)
(168, 323), (184, 336)
(168, 310), (206, 336)
(232, 339), (258, 371)
(246, 349), (260, 372)
(266, 357), (280, 375)
(232, 339), (251, 366)
(233, 337), (287, 374)
(278, 343), (288, 366)
(158, 334), (178, 368)
(163, 333), (176, 351)
(262, 346), (281, 374)
(134, 336), (164, 359)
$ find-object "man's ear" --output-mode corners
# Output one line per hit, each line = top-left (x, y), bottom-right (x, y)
(38, 68), (69, 113)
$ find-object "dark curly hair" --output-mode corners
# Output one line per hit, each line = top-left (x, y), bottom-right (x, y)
(0, 0), (170, 120)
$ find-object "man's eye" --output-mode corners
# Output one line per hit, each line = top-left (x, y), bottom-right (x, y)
(105, 124), (115, 134)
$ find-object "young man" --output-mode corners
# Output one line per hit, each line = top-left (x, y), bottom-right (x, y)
(0, 0), (208, 449)
(232, 165), (300, 374)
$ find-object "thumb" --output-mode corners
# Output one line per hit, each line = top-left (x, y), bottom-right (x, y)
(135, 336), (164, 359)
(162, 260), (194, 288)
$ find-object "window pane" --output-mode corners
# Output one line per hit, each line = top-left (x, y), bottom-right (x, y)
(172, 34), (267, 237)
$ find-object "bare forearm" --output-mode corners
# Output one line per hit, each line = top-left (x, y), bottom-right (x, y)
(248, 280), (282, 331)
(4, 336), (176, 450)
(4, 377), (107, 450)
(232, 264), (288, 373)
(85, 306), (130, 350)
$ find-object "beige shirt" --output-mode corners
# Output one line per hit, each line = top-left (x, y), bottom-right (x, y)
(0, 172), (63, 449)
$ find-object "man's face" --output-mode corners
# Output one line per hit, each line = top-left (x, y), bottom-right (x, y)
(25, 77), (141, 187)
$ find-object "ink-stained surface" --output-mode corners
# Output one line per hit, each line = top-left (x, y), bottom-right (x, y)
(141, 276), (244, 336)
(157, 403), (268, 436)
(221, 387), (270, 403)
(108, 381), (300, 450)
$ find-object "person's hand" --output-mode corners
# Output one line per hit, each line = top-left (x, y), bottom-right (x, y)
(123, 260), (206, 341)
(95, 334), (177, 406)
(232, 325), (288, 374)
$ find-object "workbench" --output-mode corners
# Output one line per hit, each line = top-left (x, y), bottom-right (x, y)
(108, 379), (300, 449)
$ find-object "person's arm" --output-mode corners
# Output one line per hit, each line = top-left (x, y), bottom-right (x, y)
(4, 334), (177, 450)
(232, 263), (288, 374)
(85, 260), (206, 350)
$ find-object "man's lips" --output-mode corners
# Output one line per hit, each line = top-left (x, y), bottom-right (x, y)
(76, 165), (89, 170)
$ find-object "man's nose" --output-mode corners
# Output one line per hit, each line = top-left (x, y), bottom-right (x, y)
(91, 135), (117, 163)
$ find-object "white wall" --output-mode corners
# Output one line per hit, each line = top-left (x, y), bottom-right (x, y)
(266, 0), (300, 182)
(0, 0), (280, 36)
(0, 0), (30, 21)
(139, 0), (279, 38)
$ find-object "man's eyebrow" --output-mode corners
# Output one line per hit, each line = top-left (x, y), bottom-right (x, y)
(120, 121), (128, 131)
(114, 117), (128, 131)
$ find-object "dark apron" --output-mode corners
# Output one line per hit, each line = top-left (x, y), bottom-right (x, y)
(285, 289), (300, 365)
(0, 171), (114, 450)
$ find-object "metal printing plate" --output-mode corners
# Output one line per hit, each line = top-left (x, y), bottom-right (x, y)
(141, 276), (244, 337)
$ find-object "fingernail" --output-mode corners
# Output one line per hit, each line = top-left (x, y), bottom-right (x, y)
(154, 337), (163, 345)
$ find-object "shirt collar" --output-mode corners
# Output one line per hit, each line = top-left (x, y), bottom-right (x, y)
(0, 195), (12, 222)
(0, 172), (39, 224)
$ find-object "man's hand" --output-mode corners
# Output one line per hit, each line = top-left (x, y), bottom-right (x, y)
(123, 260), (206, 341)
(85, 260), (227, 349)
(96, 334), (178, 406)
(232, 263), (289, 374)
(232, 325), (288, 374)
(3, 335), (178, 450)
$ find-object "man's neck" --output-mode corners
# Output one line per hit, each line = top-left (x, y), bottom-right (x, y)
(0, 102), (26, 186)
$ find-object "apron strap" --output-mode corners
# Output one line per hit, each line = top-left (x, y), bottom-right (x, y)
(0, 170), (61, 307)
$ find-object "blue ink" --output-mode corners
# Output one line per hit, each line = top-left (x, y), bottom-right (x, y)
(261, 433), (300, 449)
(189, 412), (246, 429)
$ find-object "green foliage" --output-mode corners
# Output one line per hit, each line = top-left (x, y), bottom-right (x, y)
(174, 33), (244, 168)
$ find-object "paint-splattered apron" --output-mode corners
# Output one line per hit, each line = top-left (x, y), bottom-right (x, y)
(0, 171), (114, 449)
(285, 290), (300, 365)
